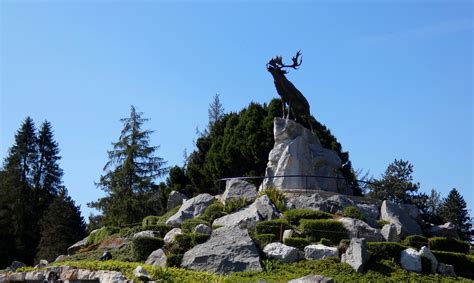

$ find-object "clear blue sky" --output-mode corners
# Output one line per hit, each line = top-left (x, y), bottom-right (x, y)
(1, 1), (472, 220)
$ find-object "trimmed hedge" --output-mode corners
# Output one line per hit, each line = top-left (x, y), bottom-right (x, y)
(283, 209), (333, 226)
(429, 237), (470, 254)
(132, 237), (164, 261)
(284, 237), (310, 251)
(142, 215), (161, 227)
(432, 250), (474, 279)
(224, 198), (251, 214)
(141, 224), (173, 237)
(366, 242), (408, 263)
(256, 219), (291, 240)
(181, 218), (210, 233)
(166, 254), (183, 268)
(255, 234), (276, 249)
(193, 233), (210, 244)
(199, 202), (225, 223)
(343, 206), (365, 221)
(319, 238), (331, 246)
(402, 235), (428, 250)
(299, 219), (348, 245)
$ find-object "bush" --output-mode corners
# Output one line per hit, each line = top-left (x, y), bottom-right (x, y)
(429, 237), (470, 254)
(117, 226), (142, 237)
(366, 242), (408, 263)
(343, 206), (365, 221)
(181, 218), (210, 233)
(166, 254), (183, 268)
(402, 235), (428, 250)
(432, 250), (474, 279)
(199, 202), (225, 223)
(258, 187), (286, 211)
(420, 256), (432, 274)
(319, 238), (332, 246)
(376, 220), (390, 227)
(142, 215), (161, 227)
(255, 234), (276, 249)
(299, 219), (348, 245)
(193, 233), (210, 244)
(87, 226), (120, 245)
(158, 205), (181, 222)
(132, 237), (164, 261)
(256, 219), (291, 240)
(284, 237), (310, 251)
(141, 223), (173, 237)
(223, 198), (250, 214)
(283, 209), (333, 226)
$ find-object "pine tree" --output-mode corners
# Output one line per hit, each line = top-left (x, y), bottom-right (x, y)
(439, 188), (472, 241)
(36, 187), (86, 262)
(35, 121), (63, 194)
(208, 93), (224, 131)
(89, 106), (169, 226)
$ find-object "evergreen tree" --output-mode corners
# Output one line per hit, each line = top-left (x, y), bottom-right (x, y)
(89, 106), (169, 226)
(439, 188), (472, 241)
(36, 188), (86, 262)
(207, 93), (224, 130)
(35, 121), (63, 194)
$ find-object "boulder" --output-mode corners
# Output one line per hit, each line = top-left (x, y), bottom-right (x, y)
(261, 118), (351, 195)
(166, 193), (214, 226)
(25, 271), (46, 281)
(419, 246), (438, 273)
(437, 263), (456, 277)
(341, 238), (369, 273)
(133, 266), (151, 281)
(10, 261), (26, 271)
(400, 248), (422, 273)
(164, 228), (182, 244)
(34, 259), (48, 268)
(425, 222), (459, 239)
(263, 242), (302, 263)
(167, 191), (188, 210)
(213, 205), (261, 229)
(133, 230), (160, 238)
(67, 236), (89, 256)
(338, 217), (383, 242)
(253, 194), (282, 220)
(145, 249), (167, 267)
(304, 244), (339, 260)
(182, 225), (262, 274)
(194, 224), (212, 235)
(381, 223), (400, 242)
(401, 204), (422, 222)
(54, 255), (68, 262)
(380, 200), (422, 238)
(288, 275), (334, 283)
(282, 229), (294, 242)
(221, 179), (258, 204)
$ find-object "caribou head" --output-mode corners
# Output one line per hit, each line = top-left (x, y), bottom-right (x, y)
(266, 50), (303, 74)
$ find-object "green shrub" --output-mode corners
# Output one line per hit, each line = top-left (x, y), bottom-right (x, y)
(319, 238), (332, 246)
(283, 209), (333, 226)
(256, 219), (291, 240)
(284, 237), (310, 251)
(141, 223), (173, 237)
(158, 205), (181, 222)
(299, 219), (348, 245)
(132, 237), (164, 261)
(181, 218), (209, 233)
(255, 234), (276, 249)
(142, 215), (161, 227)
(429, 237), (470, 254)
(166, 254), (183, 267)
(199, 202), (225, 223)
(402, 235), (428, 249)
(87, 226), (120, 245)
(366, 242), (408, 263)
(193, 233), (210, 244)
(117, 226), (142, 237)
(223, 198), (250, 214)
(432, 250), (474, 279)
(258, 187), (286, 211)
(420, 255), (432, 274)
(376, 220), (390, 227)
(343, 206), (365, 221)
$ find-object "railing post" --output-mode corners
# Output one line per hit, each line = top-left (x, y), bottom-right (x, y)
(305, 175), (308, 193)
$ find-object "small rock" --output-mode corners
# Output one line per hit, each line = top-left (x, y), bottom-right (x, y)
(381, 223), (400, 242)
(166, 194), (215, 226)
(194, 224), (212, 235)
(99, 251), (112, 261)
(437, 263), (456, 277)
(10, 261), (26, 271)
(419, 246), (438, 273)
(167, 191), (188, 211)
(34, 259), (49, 268)
(288, 274), (334, 283)
(425, 222), (460, 239)
(400, 248), (422, 273)
(164, 228), (183, 244)
(341, 238), (369, 273)
(304, 244), (339, 260)
(282, 229), (294, 242)
(221, 179), (258, 204)
(263, 242), (302, 263)
(133, 230), (160, 238)
(133, 266), (151, 280)
(145, 248), (167, 267)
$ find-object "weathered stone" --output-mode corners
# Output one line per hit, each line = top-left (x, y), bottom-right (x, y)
(341, 238), (369, 273)
(253, 194), (282, 220)
(67, 235), (89, 255)
(380, 200), (422, 238)
(182, 225), (262, 274)
(263, 242), (302, 263)
(10, 261), (26, 271)
(213, 205), (261, 229)
(288, 274), (334, 283)
(338, 217), (383, 242)
(25, 270), (46, 280)
(261, 118), (351, 195)
(283, 229), (294, 242)
(167, 190), (188, 211)
(381, 223), (400, 242)
(419, 246), (438, 273)
(166, 193), (214, 226)
(133, 230), (160, 238)
(304, 244), (338, 260)
(400, 248), (422, 273)
(164, 228), (182, 244)
(8, 272), (26, 281)
(425, 222), (460, 239)
(34, 259), (49, 268)
(401, 204), (422, 222)
(54, 255), (68, 262)
(437, 263), (456, 277)
(133, 266), (151, 281)
(145, 248), (167, 267)
(194, 224), (212, 235)
(222, 179), (258, 204)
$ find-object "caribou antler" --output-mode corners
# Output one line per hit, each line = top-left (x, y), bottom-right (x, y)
(267, 51), (303, 71)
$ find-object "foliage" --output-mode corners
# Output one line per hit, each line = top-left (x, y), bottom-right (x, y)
(283, 209), (333, 226)
(299, 219), (348, 245)
(158, 205), (181, 222)
(420, 255), (432, 274)
(117, 226), (142, 238)
(199, 202), (225, 223)
(166, 166), (192, 197)
(87, 226), (119, 245)
(376, 220), (390, 227)
(366, 242), (408, 263)
(429, 237), (470, 254)
(255, 219), (291, 240)
(438, 188), (472, 241)
(343, 206), (365, 221)
(142, 215), (161, 227)
(258, 187), (286, 212)
(432, 250), (474, 279)
(140, 224), (173, 238)
(402, 235), (428, 250)
(223, 198), (250, 214)
(284, 237), (310, 251)
(181, 218), (210, 233)
(166, 254), (184, 268)
(254, 234), (276, 249)
(319, 238), (332, 246)
(367, 159), (419, 204)
(89, 106), (169, 226)
(132, 237), (164, 261)
(193, 233), (210, 244)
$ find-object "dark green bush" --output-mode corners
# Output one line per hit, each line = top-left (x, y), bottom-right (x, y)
(319, 238), (332, 246)
(366, 242), (408, 263)
(166, 254), (183, 267)
(193, 233), (210, 244)
(429, 237), (470, 254)
(254, 234), (276, 249)
(117, 226), (142, 237)
(258, 187), (286, 212)
(402, 235), (428, 250)
(284, 237), (310, 251)
(199, 202), (225, 223)
(283, 209), (333, 226)
(432, 250), (474, 279)
(132, 237), (164, 261)
(142, 215), (161, 227)
(256, 219), (291, 240)
(299, 219), (348, 245)
(420, 256), (432, 274)
(223, 198), (251, 214)
(141, 223), (173, 237)
(343, 206), (365, 221)
(181, 218), (210, 233)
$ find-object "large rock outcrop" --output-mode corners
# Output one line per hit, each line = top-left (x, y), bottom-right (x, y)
(167, 191), (188, 211)
(380, 200), (422, 238)
(425, 222), (459, 239)
(261, 118), (351, 195)
(181, 225), (262, 274)
(338, 217), (383, 242)
(166, 194), (214, 226)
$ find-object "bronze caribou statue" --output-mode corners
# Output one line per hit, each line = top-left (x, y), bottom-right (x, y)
(267, 51), (313, 131)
